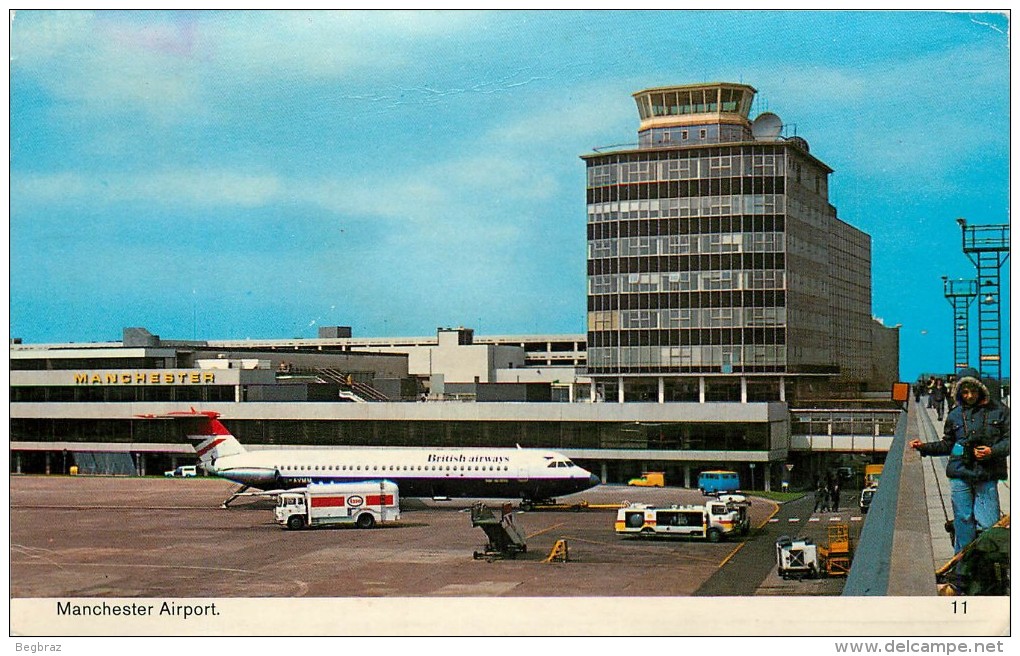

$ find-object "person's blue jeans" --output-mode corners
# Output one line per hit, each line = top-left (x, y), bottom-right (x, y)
(949, 477), (1001, 553)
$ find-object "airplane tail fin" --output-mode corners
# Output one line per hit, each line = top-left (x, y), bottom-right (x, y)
(138, 409), (246, 467)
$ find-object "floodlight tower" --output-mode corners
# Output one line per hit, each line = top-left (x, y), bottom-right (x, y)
(956, 218), (1010, 385)
(941, 276), (978, 373)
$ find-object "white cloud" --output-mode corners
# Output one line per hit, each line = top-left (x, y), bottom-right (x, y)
(13, 170), (282, 208)
(11, 10), (493, 125)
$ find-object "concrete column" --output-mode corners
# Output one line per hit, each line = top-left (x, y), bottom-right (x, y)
(740, 376), (748, 403)
(779, 376), (786, 402)
(590, 382), (597, 403)
(600, 462), (608, 485)
(45, 452), (51, 475)
(139, 454), (146, 476)
(698, 377), (706, 403)
(15, 452), (22, 474)
(618, 376), (625, 404)
(658, 377), (665, 403)
(683, 464), (691, 488)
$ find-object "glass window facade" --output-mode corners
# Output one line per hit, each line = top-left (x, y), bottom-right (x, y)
(585, 145), (791, 375)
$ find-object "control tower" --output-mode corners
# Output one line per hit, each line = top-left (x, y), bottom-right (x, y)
(632, 82), (758, 148)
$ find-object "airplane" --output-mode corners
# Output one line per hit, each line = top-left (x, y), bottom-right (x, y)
(146, 409), (601, 508)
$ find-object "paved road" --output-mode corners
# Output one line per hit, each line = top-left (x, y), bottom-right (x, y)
(696, 492), (864, 596)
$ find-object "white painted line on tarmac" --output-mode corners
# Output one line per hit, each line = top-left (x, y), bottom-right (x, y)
(788, 518), (800, 522)
(850, 517), (863, 521)
(768, 518), (779, 523)
(829, 517), (843, 521)
(808, 517), (820, 522)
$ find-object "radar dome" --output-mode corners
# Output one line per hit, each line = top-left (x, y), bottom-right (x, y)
(751, 112), (783, 141)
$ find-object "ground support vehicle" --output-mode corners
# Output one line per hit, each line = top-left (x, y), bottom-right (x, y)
(859, 484), (878, 514)
(776, 536), (820, 579)
(817, 523), (853, 576)
(615, 498), (746, 542)
(775, 523), (853, 579)
(471, 502), (527, 560)
(714, 493), (752, 535)
(274, 480), (399, 530)
(628, 472), (665, 487)
(164, 465), (197, 478)
(864, 464), (884, 487)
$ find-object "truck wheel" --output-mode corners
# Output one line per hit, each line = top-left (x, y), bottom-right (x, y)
(707, 528), (722, 543)
(356, 513), (376, 529)
(287, 515), (305, 531)
(640, 527), (654, 536)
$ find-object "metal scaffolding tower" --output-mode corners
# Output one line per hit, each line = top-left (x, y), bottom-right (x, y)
(941, 277), (978, 373)
(956, 218), (1010, 385)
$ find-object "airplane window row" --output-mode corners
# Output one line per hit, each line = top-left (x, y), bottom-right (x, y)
(546, 460), (577, 468)
(276, 464), (510, 473)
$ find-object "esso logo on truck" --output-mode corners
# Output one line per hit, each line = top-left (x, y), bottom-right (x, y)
(347, 495), (364, 507)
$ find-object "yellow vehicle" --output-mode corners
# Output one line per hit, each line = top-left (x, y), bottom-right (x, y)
(628, 472), (665, 487)
(864, 464), (884, 487)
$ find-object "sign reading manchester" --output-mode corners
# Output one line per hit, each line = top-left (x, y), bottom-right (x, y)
(74, 371), (217, 385)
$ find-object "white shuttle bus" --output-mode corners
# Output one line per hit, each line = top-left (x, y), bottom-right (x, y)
(615, 497), (749, 542)
(275, 480), (400, 530)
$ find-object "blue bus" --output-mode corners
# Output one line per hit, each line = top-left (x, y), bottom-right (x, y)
(698, 470), (740, 495)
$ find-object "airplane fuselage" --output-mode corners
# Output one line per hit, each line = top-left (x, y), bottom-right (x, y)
(209, 446), (600, 501)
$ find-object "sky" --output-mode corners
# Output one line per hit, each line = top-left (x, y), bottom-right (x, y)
(9, 10), (1011, 381)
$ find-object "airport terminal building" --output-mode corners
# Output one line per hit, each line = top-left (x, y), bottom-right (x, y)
(9, 82), (900, 491)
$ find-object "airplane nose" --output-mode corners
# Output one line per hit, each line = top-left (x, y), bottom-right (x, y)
(588, 473), (601, 487)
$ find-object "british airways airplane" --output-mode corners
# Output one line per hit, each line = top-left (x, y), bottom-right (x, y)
(150, 410), (601, 507)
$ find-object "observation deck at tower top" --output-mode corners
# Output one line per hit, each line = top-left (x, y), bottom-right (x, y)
(632, 82), (758, 131)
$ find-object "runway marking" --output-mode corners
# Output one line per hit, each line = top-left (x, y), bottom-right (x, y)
(11, 545), (71, 573)
(559, 536), (614, 547)
(723, 499), (780, 569)
(10, 558), (256, 575)
(808, 517), (820, 522)
(850, 517), (863, 522)
(829, 517), (843, 522)
(526, 521), (567, 539)
(768, 519), (779, 523)
(788, 518), (800, 523)
(717, 542), (745, 568)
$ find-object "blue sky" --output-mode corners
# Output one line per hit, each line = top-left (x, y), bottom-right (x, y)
(9, 10), (1011, 380)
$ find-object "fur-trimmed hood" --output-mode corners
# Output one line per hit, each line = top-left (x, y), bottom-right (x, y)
(954, 367), (990, 405)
